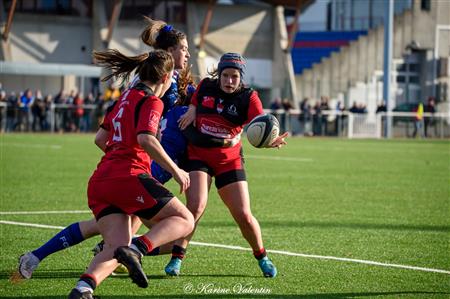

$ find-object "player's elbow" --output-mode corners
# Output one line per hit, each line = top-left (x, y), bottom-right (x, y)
(137, 133), (159, 149)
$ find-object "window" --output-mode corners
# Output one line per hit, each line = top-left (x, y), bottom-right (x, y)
(4, 0), (83, 16)
(421, 0), (431, 11)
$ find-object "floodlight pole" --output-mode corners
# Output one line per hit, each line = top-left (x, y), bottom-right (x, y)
(382, 0), (393, 138)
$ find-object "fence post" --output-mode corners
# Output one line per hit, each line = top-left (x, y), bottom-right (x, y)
(348, 113), (354, 138)
(50, 103), (55, 133)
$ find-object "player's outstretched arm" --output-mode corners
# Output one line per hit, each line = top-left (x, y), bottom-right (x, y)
(138, 134), (190, 193)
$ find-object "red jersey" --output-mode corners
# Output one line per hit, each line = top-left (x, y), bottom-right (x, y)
(189, 78), (263, 162)
(92, 83), (163, 180)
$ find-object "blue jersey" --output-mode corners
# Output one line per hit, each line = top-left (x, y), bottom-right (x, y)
(151, 105), (188, 184)
(161, 73), (180, 116)
(130, 72), (185, 117)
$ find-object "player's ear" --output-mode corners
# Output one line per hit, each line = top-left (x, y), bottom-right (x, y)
(161, 73), (170, 84)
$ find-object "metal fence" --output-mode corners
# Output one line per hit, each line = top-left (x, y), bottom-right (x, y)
(1, 102), (449, 138)
(267, 109), (450, 139)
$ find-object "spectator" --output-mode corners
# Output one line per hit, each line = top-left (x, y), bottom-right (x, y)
(349, 102), (358, 113)
(18, 89), (34, 131)
(282, 98), (293, 133)
(0, 90), (6, 132)
(6, 92), (19, 132)
(43, 94), (52, 131)
(53, 90), (66, 132)
(424, 97), (436, 138)
(376, 101), (387, 113)
(270, 97), (282, 126)
(31, 90), (46, 131)
(312, 101), (322, 136)
(320, 96), (329, 135)
(81, 92), (95, 132)
(298, 98), (312, 136)
(412, 102), (424, 138)
(104, 83), (120, 101)
(73, 92), (84, 132)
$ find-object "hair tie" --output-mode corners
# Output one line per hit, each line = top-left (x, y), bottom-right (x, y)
(162, 25), (173, 33)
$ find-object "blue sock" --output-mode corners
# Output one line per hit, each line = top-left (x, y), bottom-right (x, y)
(32, 222), (85, 261)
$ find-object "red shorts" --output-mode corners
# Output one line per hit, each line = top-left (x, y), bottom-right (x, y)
(187, 145), (244, 176)
(87, 173), (174, 220)
(187, 146), (246, 189)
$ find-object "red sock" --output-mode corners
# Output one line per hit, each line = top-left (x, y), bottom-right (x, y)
(253, 247), (267, 260)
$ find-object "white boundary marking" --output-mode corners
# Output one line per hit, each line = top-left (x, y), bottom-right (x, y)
(246, 154), (313, 162)
(0, 210), (91, 215)
(1, 219), (449, 275)
(2, 142), (62, 149)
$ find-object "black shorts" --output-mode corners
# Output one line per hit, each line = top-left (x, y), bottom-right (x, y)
(185, 160), (246, 189)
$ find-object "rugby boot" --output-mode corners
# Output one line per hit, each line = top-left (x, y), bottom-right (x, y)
(258, 256), (277, 278)
(68, 288), (94, 299)
(114, 246), (148, 288)
(164, 257), (182, 276)
(18, 252), (40, 279)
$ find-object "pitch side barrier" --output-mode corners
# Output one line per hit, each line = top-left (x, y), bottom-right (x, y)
(264, 109), (450, 139)
(48, 103), (98, 133)
(1, 102), (448, 138)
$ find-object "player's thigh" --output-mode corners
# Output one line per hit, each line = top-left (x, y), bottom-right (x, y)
(218, 180), (252, 216)
(185, 171), (212, 219)
(79, 218), (100, 238)
(97, 213), (132, 246)
(139, 196), (193, 227)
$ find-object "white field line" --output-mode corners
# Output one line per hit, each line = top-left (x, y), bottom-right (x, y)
(1, 143), (62, 149)
(246, 154), (313, 162)
(1, 219), (449, 275)
(0, 210), (91, 215)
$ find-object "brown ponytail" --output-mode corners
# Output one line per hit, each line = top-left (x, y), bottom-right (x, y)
(93, 49), (174, 84)
(140, 16), (186, 51)
(177, 64), (196, 105)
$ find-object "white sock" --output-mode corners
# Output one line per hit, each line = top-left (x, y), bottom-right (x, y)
(75, 281), (93, 294)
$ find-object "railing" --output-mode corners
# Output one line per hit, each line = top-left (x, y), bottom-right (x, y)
(1, 102), (449, 139)
(266, 109), (450, 139)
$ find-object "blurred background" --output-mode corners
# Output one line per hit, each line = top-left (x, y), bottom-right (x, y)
(0, 0), (449, 138)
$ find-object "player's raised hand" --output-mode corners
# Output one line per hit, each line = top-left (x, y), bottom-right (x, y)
(269, 132), (288, 149)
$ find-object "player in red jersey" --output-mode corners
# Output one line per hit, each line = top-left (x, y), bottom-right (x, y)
(164, 53), (287, 278)
(68, 50), (194, 299)
(18, 19), (232, 281)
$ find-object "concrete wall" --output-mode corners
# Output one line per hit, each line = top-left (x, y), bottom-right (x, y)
(7, 14), (92, 64)
(295, 0), (450, 110)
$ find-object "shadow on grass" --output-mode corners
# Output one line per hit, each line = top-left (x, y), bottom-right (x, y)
(1, 291), (449, 299)
(200, 220), (450, 233)
(0, 270), (258, 281)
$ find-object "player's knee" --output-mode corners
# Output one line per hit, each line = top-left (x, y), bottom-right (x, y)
(187, 198), (207, 221)
(236, 212), (254, 227)
(179, 209), (195, 235)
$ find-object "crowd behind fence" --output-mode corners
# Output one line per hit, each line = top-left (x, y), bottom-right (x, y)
(267, 109), (450, 139)
(1, 100), (448, 139)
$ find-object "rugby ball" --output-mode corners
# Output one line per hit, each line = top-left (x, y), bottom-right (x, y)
(246, 114), (280, 148)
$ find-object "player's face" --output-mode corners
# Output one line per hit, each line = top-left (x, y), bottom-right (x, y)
(220, 68), (241, 94)
(169, 38), (190, 70)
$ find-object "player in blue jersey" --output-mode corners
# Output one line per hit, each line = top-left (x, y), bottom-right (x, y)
(17, 19), (235, 280)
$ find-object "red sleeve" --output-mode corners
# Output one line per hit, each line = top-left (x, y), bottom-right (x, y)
(191, 79), (205, 107)
(136, 96), (163, 136)
(246, 91), (264, 124)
